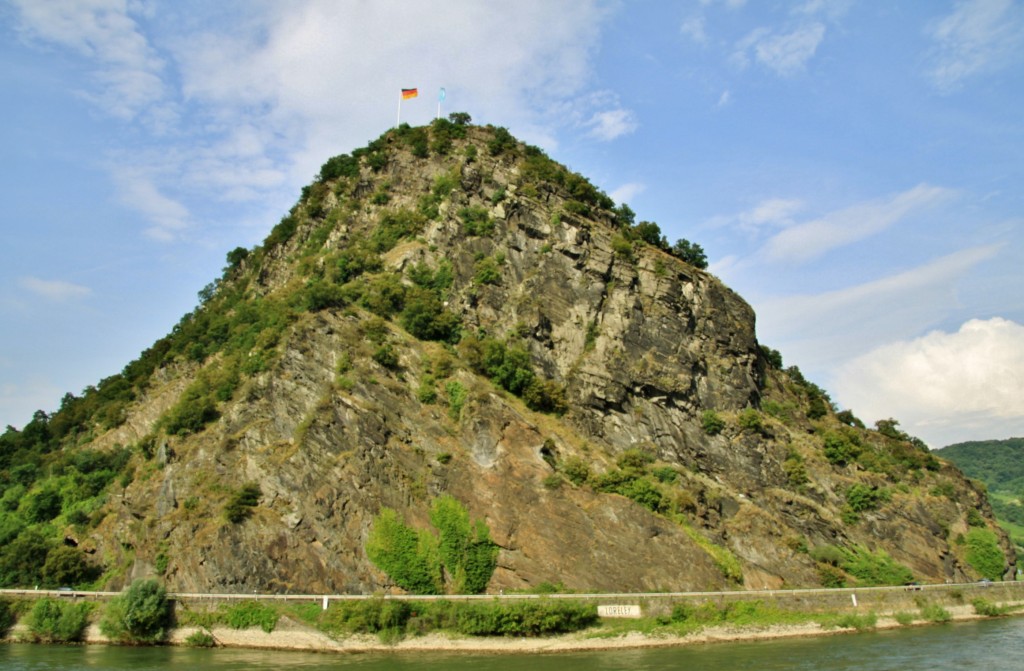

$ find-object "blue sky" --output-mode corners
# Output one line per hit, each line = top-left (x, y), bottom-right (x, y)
(1, 0), (1022, 447)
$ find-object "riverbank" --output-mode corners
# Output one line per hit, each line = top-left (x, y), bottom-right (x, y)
(1, 602), (1013, 655)
(4, 582), (1023, 655)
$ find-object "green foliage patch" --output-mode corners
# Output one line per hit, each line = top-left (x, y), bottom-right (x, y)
(964, 528), (1004, 580)
(458, 335), (566, 414)
(26, 597), (92, 643)
(810, 544), (913, 587)
(100, 578), (172, 643)
(366, 496), (498, 595)
(224, 483), (262, 523)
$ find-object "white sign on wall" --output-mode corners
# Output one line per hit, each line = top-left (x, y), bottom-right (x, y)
(597, 604), (642, 619)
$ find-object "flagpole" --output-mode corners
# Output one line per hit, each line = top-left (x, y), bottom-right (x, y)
(397, 94), (402, 128)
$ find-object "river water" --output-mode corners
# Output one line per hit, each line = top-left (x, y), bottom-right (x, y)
(2, 617), (1022, 670)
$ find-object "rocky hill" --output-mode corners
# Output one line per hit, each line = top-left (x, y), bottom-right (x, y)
(0, 120), (1015, 594)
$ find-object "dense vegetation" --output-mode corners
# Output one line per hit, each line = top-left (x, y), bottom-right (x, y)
(366, 495), (498, 594)
(100, 578), (173, 643)
(937, 438), (1024, 552)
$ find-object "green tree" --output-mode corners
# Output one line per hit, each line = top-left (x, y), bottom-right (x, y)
(100, 578), (172, 643)
(42, 546), (96, 588)
(0, 528), (51, 587)
(27, 598), (91, 643)
(671, 239), (708, 269)
(26, 487), (62, 523)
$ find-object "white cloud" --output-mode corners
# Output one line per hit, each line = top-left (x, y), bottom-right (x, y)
(740, 198), (804, 232)
(833, 317), (1024, 447)
(734, 23), (826, 75)
(681, 16), (708, 45)
(18, 277), (92, 301)
(795, 0), (853, 21)
(925, 0), (1024, 92)
(585, 108), (638, 141)
(112, 169), (191, 242)
(9, 0), (168, 121)
(701, 0), (747, 8)
(11, 1), (615, 242)
(759, 184), (952, 264)
(610, 182), (646, 206)
(716, 89), (732, 107)
(756, 244), (1002, 371)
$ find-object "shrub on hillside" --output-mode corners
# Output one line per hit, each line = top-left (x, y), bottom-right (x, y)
(224, 483), (262, 524)
(701, 410), (725, 436)
(965, 528), (1004, 580)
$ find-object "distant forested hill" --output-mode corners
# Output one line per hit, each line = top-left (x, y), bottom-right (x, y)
(936, 438), (1024, 494)
(937, 438), (1024, 552)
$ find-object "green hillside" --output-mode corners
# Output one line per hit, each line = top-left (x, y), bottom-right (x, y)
(937, 438), (1024, 554)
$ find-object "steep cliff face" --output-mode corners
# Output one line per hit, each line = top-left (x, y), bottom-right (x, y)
(58, 123), (1014, 593)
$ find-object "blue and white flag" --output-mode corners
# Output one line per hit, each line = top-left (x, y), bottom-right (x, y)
(438, 87), (446, 102)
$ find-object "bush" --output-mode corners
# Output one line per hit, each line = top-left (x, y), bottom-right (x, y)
(919, 603), (951, 623)
(450, 600), (598, 637)
(446, 381), (467, 420)
(161, 384), (219, 436)
(611, 234), (634, 261)
(561, 457), (591, 486)
(829, 612), (878, 631)
(400, 288), (461, 343)
(701, 410), (725, 436)
(322, 598), (412, 636)
(845, 484), (889, 513)
(0, 527), (52, 587)
(737, 409), (764, 434)
(459, 206), (494, 236)
(42, 546), (97, 588)
(27, 598), (91, 643)
(473, 256), (502, 285)
(0, 598), (14, 637)
(972, 598), (1010, 617)
(26, 487), (62, 523)
(372, 344), (399, 370)
(617, 448), (654, 470)
(823, 431), (861, 466)
(365, 508), (442, 595)
(367, 497), (498, 595)
(670, 239), (708, 269)
(964, 528), (1005, 580)
(224, 483), (262, 523)
(841, 546), (913, 586)
(486, 126), (517, 156)
(223, 600), (279, 633)
(370, 209), (426, 253)
(185, 629), (216, 647)
(100, 578), (172, 643)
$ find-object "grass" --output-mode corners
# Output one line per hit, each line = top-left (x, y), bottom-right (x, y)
(177, 600), (281, 633)
(820, 612), (878, 631)
(918, 603), (952, 623)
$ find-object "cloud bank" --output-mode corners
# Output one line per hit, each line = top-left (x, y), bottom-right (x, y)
(833, 317), (1024, 447)
(18, 277), (92, 302)
(8, 0), (622, 243)
(926, 0), (1024, 92)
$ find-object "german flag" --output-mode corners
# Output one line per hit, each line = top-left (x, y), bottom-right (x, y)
(401, 88), (418, 99)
